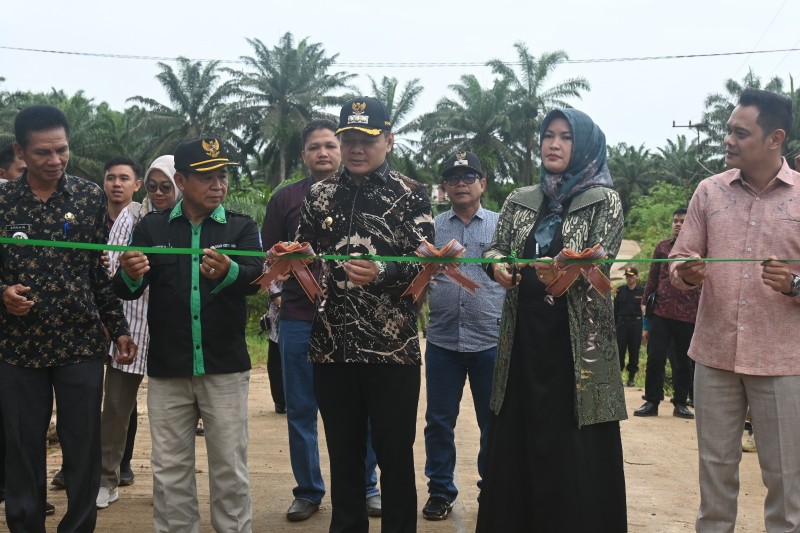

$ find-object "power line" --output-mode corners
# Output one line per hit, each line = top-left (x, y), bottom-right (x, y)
(731, 0), (789, 78)
(0, 44), (798, 67)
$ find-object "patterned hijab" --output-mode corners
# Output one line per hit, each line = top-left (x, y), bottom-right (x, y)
(534, 108), (613, 256)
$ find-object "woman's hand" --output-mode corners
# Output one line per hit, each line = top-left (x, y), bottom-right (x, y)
(492, 262), (522, 289)
(531, 258), (558, 286)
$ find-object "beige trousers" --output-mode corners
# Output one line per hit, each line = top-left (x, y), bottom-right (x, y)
(148, 372), (251, 533)
(695, 363), (800, 533)
(99, 365), (143, 489)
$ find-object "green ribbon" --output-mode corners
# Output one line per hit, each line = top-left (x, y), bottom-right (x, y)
(0, 237), (789, 264)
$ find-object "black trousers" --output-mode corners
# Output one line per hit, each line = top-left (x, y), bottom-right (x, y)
(267, 338), (285, 408)
(644, 316), (694, 405)
(314, 363), (420, 533)
(615, 319), (642, 375)
(0, 358), (103, 533)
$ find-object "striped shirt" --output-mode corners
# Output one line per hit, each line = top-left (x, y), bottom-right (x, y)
(107, 206), (149, 375)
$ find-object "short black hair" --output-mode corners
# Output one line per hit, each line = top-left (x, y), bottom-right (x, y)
(0, 144), (16, 171)
(104, 156), (142, 178)
(301, 119), (337, 147)
(673, 207), (688, 217)
(738, 89), (792, 143)
(14, 105), (70, 149)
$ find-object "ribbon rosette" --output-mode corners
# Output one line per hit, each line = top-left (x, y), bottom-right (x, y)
(252, 242), (321, 302)
(545, 243), (613, 298)
(401, 239), (483, 302)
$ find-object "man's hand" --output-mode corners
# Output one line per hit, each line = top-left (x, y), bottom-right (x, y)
(3, 284), (34, 316)
(120, 251), (149, 281)
(675, 254), (706, 286)
(492, 262), (522, 290)
(113, 335), (137, 365)
(642, 330), (649, 345)
(344, 258), (379, 286)
(101, 251), (111, 271)
(201, 247), (231, 281)
(762, 255), (793, 294)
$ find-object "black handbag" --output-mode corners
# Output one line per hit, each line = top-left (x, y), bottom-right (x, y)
(644, 292), (657, 318)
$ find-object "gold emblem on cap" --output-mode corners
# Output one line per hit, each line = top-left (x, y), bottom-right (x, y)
(202, 139), (221, 158)
(352, 102), (366, 115)
(64, 212), (76, 223)
(455, 150), (467, 160)
(324, 217), (333, 228)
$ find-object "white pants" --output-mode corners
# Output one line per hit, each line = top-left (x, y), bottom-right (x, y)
(695, 363), (800, 533)
(148, 372), (252, 533)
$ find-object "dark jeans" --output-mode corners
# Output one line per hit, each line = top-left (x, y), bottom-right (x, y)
(314, 363), (420, 533)
(644, 315), (694, 405)
(0, 358), (104, 533)
(267, 338), (286, 408)
(616, 319), (642, 375)
(424, 342), (495, 501)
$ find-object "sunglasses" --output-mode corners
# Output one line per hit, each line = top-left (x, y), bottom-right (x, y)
(145, 181), (174, 194)
(443, 172), (481, 186)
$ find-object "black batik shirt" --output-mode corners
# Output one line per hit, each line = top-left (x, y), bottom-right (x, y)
(0, 173), (129, 367)
(297, 163), (435, 365)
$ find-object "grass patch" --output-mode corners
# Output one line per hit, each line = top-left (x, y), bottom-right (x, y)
(247, 329), (270, 367)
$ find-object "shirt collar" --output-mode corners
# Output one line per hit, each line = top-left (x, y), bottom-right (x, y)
(446, 205), (486, 222)
(341, 161), (390, 186)
(725, 157), (796, 188)
(16, 171), (74, 198)
(169, 200), (227, 224)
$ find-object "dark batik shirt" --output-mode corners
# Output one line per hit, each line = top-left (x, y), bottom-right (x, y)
(0, 172), (129, 367)
(644, 237), (700, 323)
(297, 162), (435, 365)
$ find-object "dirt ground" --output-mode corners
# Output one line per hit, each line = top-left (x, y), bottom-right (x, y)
(5, 240), (769, 532)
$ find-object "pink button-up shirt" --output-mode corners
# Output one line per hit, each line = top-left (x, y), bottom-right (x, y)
(669, 158), (800, 376)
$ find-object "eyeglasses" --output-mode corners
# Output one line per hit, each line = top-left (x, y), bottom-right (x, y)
(443, 172), (481, 186)
(145, 181), (174, 194)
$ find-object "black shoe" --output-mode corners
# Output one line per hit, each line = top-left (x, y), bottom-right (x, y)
(422, 496), (454, 521)
(286, 498), (319, 522)
(51, 469), (65, 489)
(634, 401), (659, 417)
(673, 404), (695, 419)
(119, 464), (135, 487)
(686, 398), (694, 408)
(45, 502), (55, 515)
(275, 404), (287, 414)
(195, 420), (205, 437)
(625, 380), (635, 387)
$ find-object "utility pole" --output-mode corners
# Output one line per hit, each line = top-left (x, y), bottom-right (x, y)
(672, 120), (709, 189)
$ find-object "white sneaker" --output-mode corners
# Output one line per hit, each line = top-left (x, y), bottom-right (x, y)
(96, 486), (119, 509)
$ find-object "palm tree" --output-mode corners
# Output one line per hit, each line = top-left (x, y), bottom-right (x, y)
(128, 58), (235, 160)
(412, 75), (518, 203)
(368, 76), (423, 158)
(655, 134), (719, 190)
(607, 143), (659, 215)
(230, 33), (355, 187)
(488, 45), (590, 185)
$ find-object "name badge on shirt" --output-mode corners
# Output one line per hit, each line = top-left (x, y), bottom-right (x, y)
(6, 224), (32, 234)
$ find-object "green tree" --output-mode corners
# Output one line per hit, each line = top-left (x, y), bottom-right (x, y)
(230, 33), (355, 187)
(412, 75), (517, 195)
(128, 58), (235, 161)
(607, 143), (659, 216)
(488, 45), (590, 186)
(626, 182), (694, 257)
(655, 134), (720, 189)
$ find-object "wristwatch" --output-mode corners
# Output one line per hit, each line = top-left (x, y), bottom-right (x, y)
(782, 273), (800, 297)
(374, 261), (387, 284)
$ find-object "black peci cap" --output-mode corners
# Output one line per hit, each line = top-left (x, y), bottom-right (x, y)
(441, 150), (483, 179)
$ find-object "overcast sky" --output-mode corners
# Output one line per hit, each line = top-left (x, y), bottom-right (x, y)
(2, 0), (799, 153)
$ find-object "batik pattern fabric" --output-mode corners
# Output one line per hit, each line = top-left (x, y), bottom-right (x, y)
(297, 163), (435, 365)
(0, 173), (129, 367)
(484, 184), (627, 427)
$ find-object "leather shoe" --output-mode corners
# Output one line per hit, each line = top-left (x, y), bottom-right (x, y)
(634, 401), (659, 417)
(422, 496), (454, 521)
(625, 380), (635, 387)
(286, 498), (320, 522)
(366, 494), (381, 517)
(673, 404), (694, 419)
(275, 403), (287, 414)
